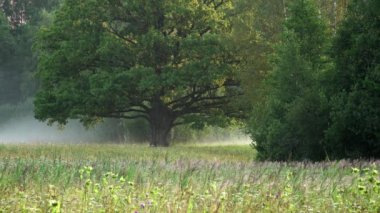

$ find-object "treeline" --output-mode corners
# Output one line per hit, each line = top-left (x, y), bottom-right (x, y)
(0, 0), (379, 159)
(242, 0), (379, 160)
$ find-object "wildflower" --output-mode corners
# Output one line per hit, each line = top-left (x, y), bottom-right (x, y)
(49, 199), (59, 207)
(372, 169), (378, 176)
(367, 176), (375, 183)
(105, 172), (113, 177)
(85, 179), (92, 186)
(351, 168), (360, 174)
(85, 166), (93, 172)
(220, 191), (227, 201)
(140, 203), (145, 209)
(119, 176), (125, 183)
(358, 185), (366, 193)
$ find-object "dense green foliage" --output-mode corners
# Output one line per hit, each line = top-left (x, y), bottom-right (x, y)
(248, 0), (330, 161)
(0, 10), (15, 64)
(247, 0), (380, 160)
(0, 0), (60, 105)
(1, 0), (60, 27)
(325, 0), (380, 158)
(34, 0), (241, 146)
(0, 0), (378, 158)
(0, 144), (379, 212)
(0, 9), (25, 105)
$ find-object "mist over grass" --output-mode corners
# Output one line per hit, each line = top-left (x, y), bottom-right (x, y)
(0, 115), (114, 144)
(0, 115), (250, 145)
(0, 100), (250, 145)
(0, 99), (129, 143)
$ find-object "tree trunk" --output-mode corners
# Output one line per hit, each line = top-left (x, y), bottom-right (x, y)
(149, 98), (174, 147)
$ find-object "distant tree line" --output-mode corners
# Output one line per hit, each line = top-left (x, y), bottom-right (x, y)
(0, 0), (60, 105)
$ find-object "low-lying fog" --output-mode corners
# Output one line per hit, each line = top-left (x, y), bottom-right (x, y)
(0, 101), (250, 145)
(0, 116), (250, 145)
(0, 115), (113, 144)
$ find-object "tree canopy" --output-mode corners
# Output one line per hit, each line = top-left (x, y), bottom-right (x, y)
(248, 0), (330, 161)
(246, 0), (380, 160)
(0, 0), (60, 105)
(34, 0), (242, 146)
(325, 0), (380, 158)
(0, 10), (15, 64)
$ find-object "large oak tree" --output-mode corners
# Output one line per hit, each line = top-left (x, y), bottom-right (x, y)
(34, 0), (241, 146)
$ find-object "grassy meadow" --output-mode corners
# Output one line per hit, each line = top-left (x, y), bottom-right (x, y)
(0, 143), (379, 212)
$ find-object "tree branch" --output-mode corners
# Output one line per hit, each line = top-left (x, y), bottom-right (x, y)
(96, 112), (149, 121)
(113, 108), (148, 114)
(167, 85), (221, 108)
(103, 24), (137, 45)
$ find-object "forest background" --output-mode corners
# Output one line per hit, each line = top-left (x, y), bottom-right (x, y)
(0, 0), (378, 161)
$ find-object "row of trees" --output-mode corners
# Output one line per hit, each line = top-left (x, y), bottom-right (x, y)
(1, 0), (378, 159)
(247, 0), (379, 160)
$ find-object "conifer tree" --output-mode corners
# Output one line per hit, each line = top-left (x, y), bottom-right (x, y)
(249, 0), (330, 160)
(326, 0), (380, 158)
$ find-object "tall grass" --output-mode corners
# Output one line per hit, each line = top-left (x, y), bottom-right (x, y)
(0, 144), (379, 212)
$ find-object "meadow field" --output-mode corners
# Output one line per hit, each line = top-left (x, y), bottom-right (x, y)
(0, 143), (379, 212)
